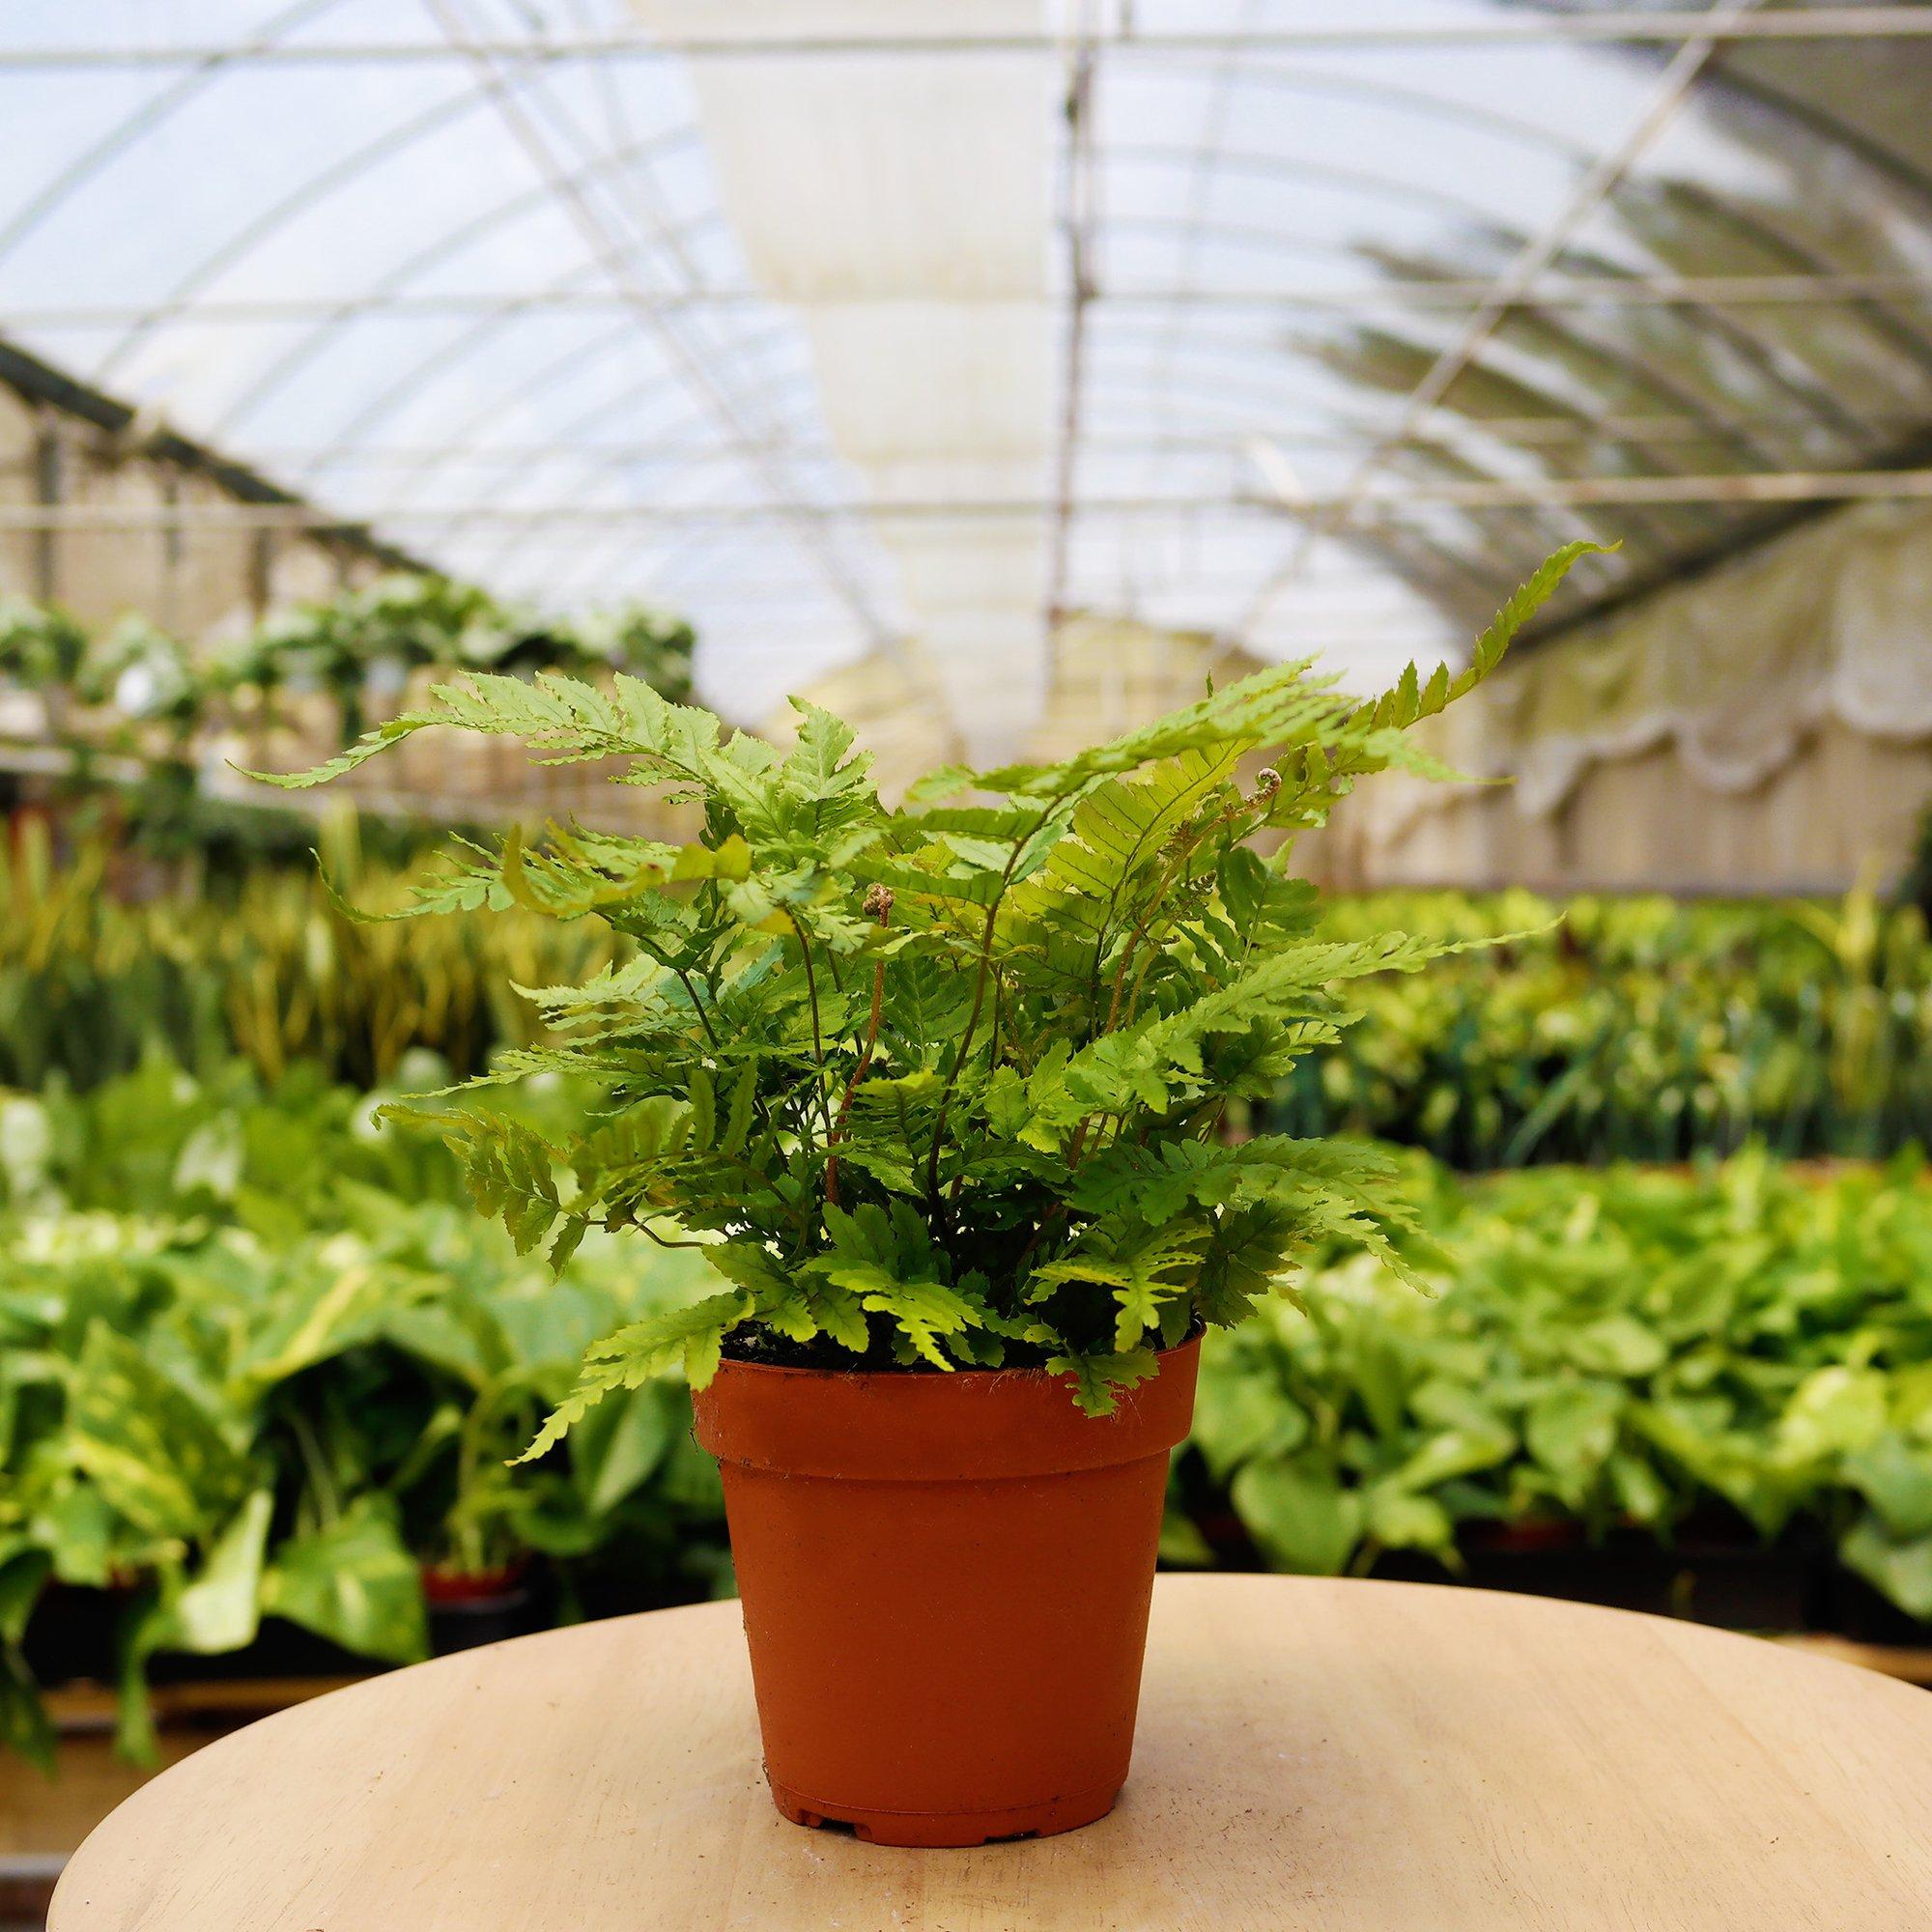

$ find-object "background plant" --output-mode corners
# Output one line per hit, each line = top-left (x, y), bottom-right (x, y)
(1267, 886), (1932, 1165)
(0, 1054), (725, 1770)
(0, 814), (613, 1091)
(1193, 1151), (1932, 1617)
(220, 574), (696, 735)
(0, 576), (698, 865)
(14, 822), (1932, 1164)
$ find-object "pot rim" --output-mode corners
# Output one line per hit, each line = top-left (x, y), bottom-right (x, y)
(693, 1332), (1202, 1483)
(712, 1325), (1204, 1390)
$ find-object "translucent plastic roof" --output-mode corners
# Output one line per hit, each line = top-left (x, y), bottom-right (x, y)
(3, 0), (1932, 724)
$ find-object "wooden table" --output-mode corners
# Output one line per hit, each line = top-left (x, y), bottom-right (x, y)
(50, 1574), (1932, 1931)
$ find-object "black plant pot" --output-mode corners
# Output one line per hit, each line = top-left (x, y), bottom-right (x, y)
(1374, 1518), (1828, 1633)
(423, 1567), (540, 1655)
(1820, 1565), (1932, 1647)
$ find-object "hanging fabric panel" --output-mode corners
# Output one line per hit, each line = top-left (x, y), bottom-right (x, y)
(634, 1), (1055, 759)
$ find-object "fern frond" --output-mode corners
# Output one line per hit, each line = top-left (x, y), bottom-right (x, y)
(1047, 1345), (1161, 1417)
(261, 544), (1582, 1415)
(515, 1291), (752, 1461)
(1349, 538), (1610, 738)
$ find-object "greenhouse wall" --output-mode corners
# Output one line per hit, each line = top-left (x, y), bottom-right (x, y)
(0, 340), (389, 642)
(1339, 717), (1932, 896)
(1337, 500), (1932, 895)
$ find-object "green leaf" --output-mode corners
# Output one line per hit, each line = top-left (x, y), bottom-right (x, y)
(1159, 1507), (1215, 1567)
(167, 1489), (273, 1655)
(1845, 1435), (1932, 1540)
(1048, 1345), (1159, 1417)
(568, 1383), (684, 1516)
(0, 1645), (54, 1776)
(1778, 1366), (1889, 1462)
(0, 1543), (46, 1654)
(1189, 1366), (1308, 1480)
(1390, 1424), (1516, 1493)
(1363, 1486), (1455, 1555)
(1563, 1315), (1667, 1378)
(1841, 1520), (1932, 1620)
(1525, 1382), (1622, 1492)
(1231, 1457), (1363, 1574)
(69, 1325), (252, 1541)
(814, 1263), (982, 1370)
(261, 1498), (427, 1664)
(34, 1487), (118, 1588)
(1348, 538), (1610, 736)
(517, 1291), (753, 1462)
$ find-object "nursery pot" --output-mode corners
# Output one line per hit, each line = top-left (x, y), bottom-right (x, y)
(691, 1335), (1200, 1848)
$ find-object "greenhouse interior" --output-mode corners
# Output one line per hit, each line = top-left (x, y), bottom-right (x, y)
(8, 3), (1932, 1925)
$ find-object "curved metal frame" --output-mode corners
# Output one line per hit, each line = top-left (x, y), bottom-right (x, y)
(0, 9), (1929, 678)
(1105, 142), (1893, 447)
(95, 80), (494, 386)
(0, 0), (350, 265)
(206, 123), (705, 439)
(423, 0), (895, 649)
(1142, 65), (1932, 414)
(1085, 296), (1758, 561)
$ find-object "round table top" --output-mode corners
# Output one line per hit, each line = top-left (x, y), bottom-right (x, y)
(51, 1573), (1932, 1931)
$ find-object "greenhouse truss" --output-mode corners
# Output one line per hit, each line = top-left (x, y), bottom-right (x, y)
(2, 1), (1932, 752)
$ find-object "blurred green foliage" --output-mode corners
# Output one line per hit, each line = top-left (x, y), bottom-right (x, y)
(1268, 887), (1932, 1164)
(10, 1053), (1932, 1771)
(0, 1055), (727, 1769)
(1191, 1151), (1932, 1621)
(0, 815), (613, 1091)
(0, 575), (697, 873)
(0, 575), (695, 737)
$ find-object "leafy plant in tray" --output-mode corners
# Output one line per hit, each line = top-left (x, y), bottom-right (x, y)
(0, 1064), (724, 1771)
(262, 541), (1598, 1846)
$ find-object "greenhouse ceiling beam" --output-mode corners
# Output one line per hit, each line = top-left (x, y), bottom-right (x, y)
(387, 0), (809, 581)
(16, 273), (1932, 327)
(247, 411), (1927, 468)
(1161, 55), (1932, 381)
(16, 470), (1932, 529)
(0, 0), (344, 266)
(94, 79), (496, 389)
(10, 13), (1932, 67)
(196, 125), (703, 442)
(1047, 10), (1101, 628)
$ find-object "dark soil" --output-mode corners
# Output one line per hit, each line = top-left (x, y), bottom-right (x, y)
(718, 1330), (1063, 1375)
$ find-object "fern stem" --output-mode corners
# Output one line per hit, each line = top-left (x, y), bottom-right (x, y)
(631, 1217), (718, 1252)
(825, 954), (886, 1208)
(786, 913), (838, 1154)
(673, 965), (722, 1052)
(923, 794), (1065, 1211)
(927, 897), (999, 1210)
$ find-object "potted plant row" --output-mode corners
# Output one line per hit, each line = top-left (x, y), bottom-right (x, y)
(265, 542), (1598, 1846)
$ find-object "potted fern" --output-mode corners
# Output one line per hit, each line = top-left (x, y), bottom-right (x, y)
(262, 543), (1594, 1846)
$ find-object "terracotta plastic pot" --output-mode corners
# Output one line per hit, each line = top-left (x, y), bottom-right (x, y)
(692, 1334), (1200, 1847)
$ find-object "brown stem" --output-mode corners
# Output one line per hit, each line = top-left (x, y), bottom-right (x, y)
(927, 895), (1001, 1208)
(629, 1218), (717, 1252)
(923, 789), (1073, 1211)
(1011, 1199), (1069, 1289)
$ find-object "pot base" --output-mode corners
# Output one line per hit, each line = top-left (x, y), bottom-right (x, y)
(770, 1777), (1121, 1848)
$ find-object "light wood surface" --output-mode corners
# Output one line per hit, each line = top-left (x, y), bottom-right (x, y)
(49, 1574), (1932, 1931)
